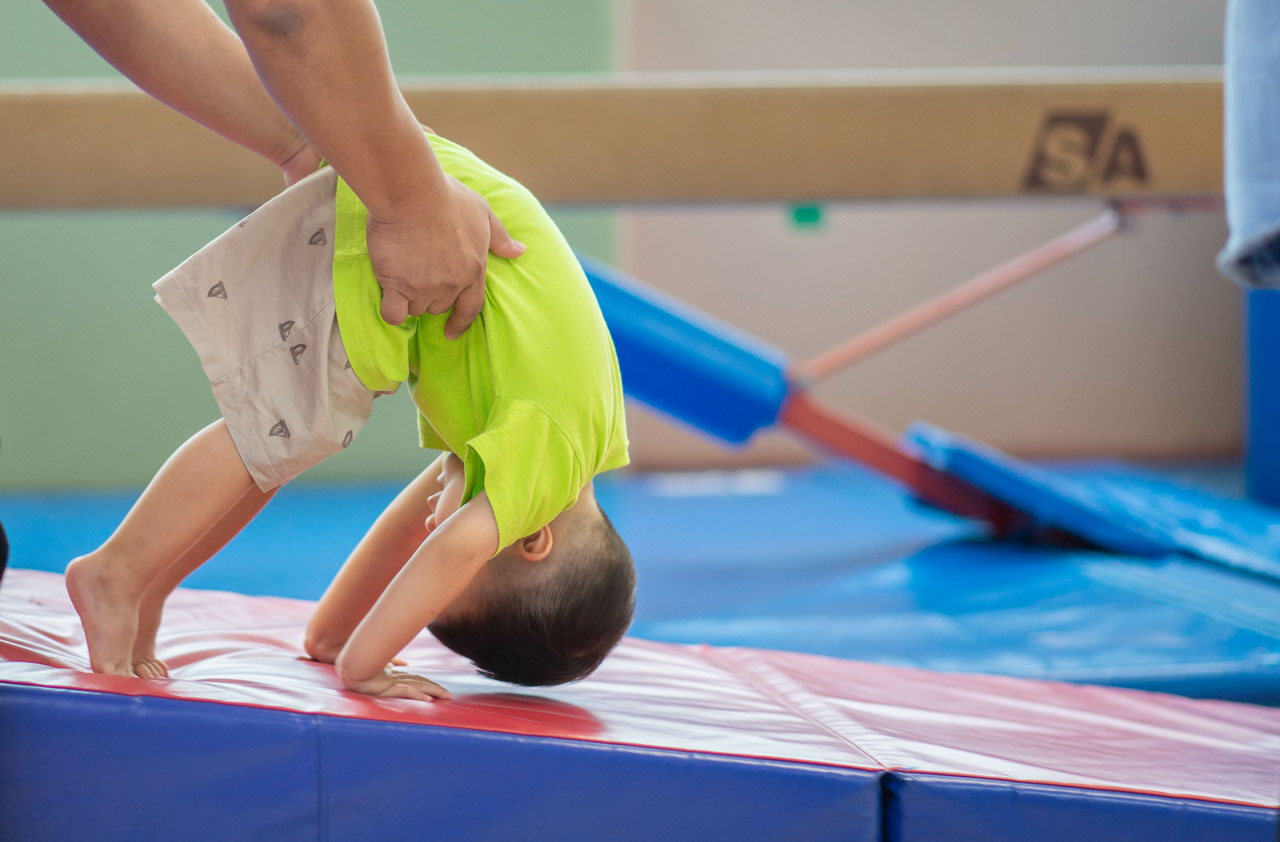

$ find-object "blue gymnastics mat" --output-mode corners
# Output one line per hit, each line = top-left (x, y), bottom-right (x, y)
(2, 570), (1277, 842)
(4, 460), (1280, 703)
(907, 424), (1280, 578)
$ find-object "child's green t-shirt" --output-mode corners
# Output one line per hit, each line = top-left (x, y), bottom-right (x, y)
(332, 135), (629, 551)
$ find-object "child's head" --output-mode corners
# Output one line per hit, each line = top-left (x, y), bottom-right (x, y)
(428, 488), (634, 687)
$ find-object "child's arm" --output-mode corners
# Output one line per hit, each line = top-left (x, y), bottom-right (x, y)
(303, 452), (447, 663)
(335, 492), (500, 701)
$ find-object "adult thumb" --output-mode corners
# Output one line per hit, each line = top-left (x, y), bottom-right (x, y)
(380, 288), (409, 326)
(488, 209), (526, 259)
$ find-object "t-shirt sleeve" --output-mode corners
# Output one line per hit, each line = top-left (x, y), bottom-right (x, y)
(416, 412), (450, 451)
(461, 398), (584, 553)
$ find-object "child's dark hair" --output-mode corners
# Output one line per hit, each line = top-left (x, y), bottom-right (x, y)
(428, 505), (634, 687)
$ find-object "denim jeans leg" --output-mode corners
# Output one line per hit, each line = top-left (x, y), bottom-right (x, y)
(1219, 0), (1280, 287)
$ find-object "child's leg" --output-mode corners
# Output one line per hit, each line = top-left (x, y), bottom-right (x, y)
(131, 483), (278, 678)
(66, 418), (258, 676)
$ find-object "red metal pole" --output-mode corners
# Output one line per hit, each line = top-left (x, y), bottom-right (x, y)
(779, 196), (1222, 538)
(779, 390), (1029, 535)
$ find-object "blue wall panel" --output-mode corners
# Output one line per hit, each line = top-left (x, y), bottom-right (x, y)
(1248, 290), (1280, 507)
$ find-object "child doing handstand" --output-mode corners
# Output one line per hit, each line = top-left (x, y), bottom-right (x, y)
(66, 132), (634, 699)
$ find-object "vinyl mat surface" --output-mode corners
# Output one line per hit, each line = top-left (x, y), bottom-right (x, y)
(2, 568), (1277, 842)
(4, 462), (1279, 702)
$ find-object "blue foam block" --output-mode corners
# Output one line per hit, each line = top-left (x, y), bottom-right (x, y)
(580, 254), (790, 444)
(885, 774), (1277, 842)
(0, 685), (321, 842)
(906, 423), (1280, 582)
(321, 714), (879, 842)
(6, 569), (1277, 838)
(0, 684), (880, 842)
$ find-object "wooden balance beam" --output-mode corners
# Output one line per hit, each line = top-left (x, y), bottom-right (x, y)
(0, 68), (1221, 209)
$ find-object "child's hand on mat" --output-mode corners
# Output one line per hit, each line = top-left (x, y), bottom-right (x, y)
(366, 174), (525, 336)
(344, 667), (452, 701)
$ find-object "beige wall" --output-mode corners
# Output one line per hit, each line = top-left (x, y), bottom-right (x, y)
(614, 0), (1238, 467)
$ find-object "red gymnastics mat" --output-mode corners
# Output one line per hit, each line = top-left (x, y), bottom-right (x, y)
(1, 569), (1277, 842)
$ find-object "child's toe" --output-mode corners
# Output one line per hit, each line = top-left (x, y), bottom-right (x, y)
(133, 657), (169, 679)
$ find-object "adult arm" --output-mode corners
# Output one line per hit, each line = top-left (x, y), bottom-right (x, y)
(225, 0), (526, 332)
(43, 0), (321, 183)
(49, 0), (524, 332)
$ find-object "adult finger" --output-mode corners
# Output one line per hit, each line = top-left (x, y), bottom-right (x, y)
(424, 293), (456, 316)
(487, 208), (526, 259)
(444, 280), (486, 340)
(380, 288), (410, 326)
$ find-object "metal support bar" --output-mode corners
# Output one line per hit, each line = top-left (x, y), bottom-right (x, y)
(779, 390), (1028, 534)
(795, 206), (1126, 382)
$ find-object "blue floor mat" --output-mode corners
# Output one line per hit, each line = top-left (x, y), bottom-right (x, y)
(909, 424), (1280, 579)
(4, 461), (1278, 703)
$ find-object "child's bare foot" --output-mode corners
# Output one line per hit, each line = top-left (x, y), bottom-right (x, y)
(66, 554), (142, 677)
(132, 657), (169, 679)
(131, 596), (170, 678)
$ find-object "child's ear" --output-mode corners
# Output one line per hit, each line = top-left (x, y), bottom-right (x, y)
(515, 526), (553, 562)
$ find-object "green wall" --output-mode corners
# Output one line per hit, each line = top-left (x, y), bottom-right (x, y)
(0, 1), (615, 490)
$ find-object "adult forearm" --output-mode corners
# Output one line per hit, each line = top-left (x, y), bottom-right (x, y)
(225, 0), (446, 219)
(44, 0), (307, 167)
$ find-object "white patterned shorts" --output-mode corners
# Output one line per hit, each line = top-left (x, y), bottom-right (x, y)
(154, 167), (384, 491)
